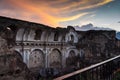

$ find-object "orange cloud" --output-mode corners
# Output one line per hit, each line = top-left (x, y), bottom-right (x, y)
(8, 0), (58, 27)
(0, 0), (113, 27)
(7, 0), (90, 27)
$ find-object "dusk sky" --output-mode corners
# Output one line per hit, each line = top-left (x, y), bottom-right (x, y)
(0, 0), (120, 31)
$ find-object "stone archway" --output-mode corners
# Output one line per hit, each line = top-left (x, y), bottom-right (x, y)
(69, 50), (76, 57)
(66, 50), (77, 67)
(70, 35), (74, 42)
(29, 49), (45, 68)
(10, 50), (23, 62)
(13, 51), (23, 61)
(49, 49), (62, 69)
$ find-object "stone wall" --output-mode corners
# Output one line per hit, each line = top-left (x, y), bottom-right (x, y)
(0, 16), (120, 77)
(77, 30), (120, 66)
(0, 30), (35, 80)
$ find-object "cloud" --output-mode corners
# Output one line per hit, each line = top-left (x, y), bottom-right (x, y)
(0, 0), (113, 27)
(64, 0), (113, 12)
(59, 12), (89, 22)
(80, 21), (94, 26)
(74, 23), (113, 31)
(90, 14), (96, 18)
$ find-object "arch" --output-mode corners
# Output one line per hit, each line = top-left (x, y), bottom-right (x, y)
(70, 35), (74, 42)
(67, 26), (75, 31)
(13, 50), (23, 61)
(54, 31), (59, 41)
(34, 29), (42, 40)
(66, 50), (77, 67)
(66, 32), (78, 43)
(29, 49), (45, 68)
(69, 50), (76, 58)
(49, 49), (62, 69)
(66, 50), (77, 58)
(80, 49), (85, 57)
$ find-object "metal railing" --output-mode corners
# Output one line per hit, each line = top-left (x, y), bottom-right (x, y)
(54, 55), (120, 80)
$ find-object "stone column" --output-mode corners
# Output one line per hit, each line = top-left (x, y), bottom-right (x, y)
(62, 49), (66, 68)
(45, 49), (47, 68)
(22, 49), (31, 67)
(44, 48), (48, 68)
(26, 50), (30, 68)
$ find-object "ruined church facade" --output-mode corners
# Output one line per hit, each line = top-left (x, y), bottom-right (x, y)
(0, 16), (119, 71)
(15, 26), (79, 69)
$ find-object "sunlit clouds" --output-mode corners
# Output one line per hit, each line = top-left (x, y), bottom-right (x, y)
(0, 0), (116, 28)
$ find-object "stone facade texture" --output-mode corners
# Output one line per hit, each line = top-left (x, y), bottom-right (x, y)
(0, 16), (120, 75)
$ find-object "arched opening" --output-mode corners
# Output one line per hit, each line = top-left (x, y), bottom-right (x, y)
(69, 50), (75, 57)
(49, 49), (62, 69)
(70, 35), (74, 43)
(66, 50), (77, 67)
(54, 31), (59, 41)
(34, 29), (42, 40)
(13, 51), (23, 61)
(71, 35), (74, 42)
(29, 49), (45, 68)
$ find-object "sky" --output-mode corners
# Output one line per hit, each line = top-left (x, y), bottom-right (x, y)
(0, 0), (120, 31)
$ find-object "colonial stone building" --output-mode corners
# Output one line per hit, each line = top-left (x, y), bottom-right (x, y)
(15, 26), (79, 69)
(0, 16), (120, 73)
